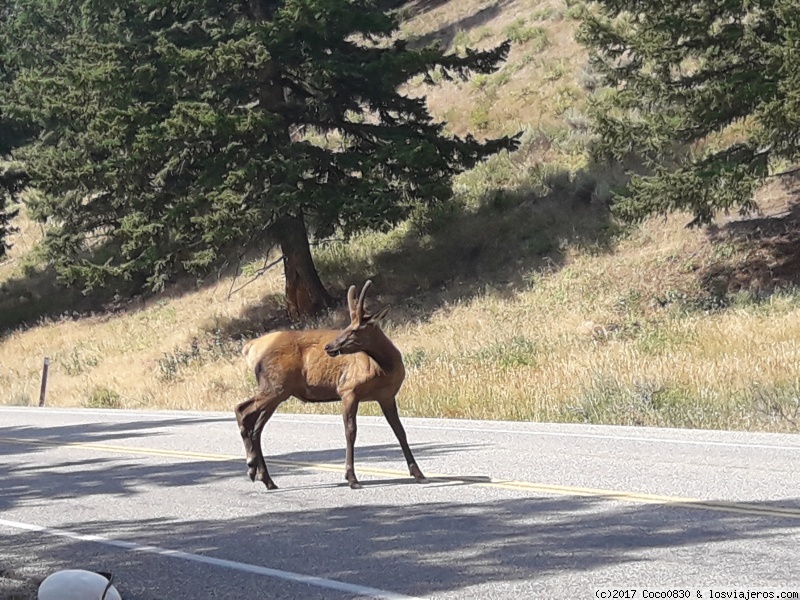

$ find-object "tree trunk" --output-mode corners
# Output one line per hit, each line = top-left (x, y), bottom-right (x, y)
(275, 214), (333, 320)
(246, 3), (331, 319)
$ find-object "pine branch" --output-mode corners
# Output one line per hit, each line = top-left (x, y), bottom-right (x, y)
(227, 255), (283, 299)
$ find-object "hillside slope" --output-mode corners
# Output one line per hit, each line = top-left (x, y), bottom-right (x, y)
(1, 0), (799, 432)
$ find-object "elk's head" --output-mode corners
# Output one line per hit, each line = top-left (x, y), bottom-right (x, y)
(325, 280), (390, 357)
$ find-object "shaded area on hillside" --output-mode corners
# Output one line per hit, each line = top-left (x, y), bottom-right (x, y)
(391, 0), (450, 18)
(0, 233), (162, 338)
(0, 265), (126, 334)
(703, 198), (800, 299)
(0, 235), (280, 340)
(14, 162), (800, 363)
(0, 193), (605, 344)
(206, 167), (620, 343)
(405, 0), (515, 50)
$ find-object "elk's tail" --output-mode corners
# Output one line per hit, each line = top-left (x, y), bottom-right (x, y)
(242, 340), (257, 372)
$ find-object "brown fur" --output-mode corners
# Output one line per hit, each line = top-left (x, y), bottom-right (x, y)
(235, 280), (427, 490)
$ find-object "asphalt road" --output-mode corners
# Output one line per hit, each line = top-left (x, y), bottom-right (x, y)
(1, 407), (800, 599)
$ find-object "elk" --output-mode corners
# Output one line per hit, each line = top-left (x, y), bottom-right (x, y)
(235, 280), (427, 490)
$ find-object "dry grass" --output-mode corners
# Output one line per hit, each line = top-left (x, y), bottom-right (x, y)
(391, 221), (800, 429)
(0, 240), (288, 411)
(3, 192), (800, 431)
(400, 0), (590, 140)
(2, 0), (800, 432)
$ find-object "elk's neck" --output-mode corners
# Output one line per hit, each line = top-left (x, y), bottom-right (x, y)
(364, 337), (403, 376)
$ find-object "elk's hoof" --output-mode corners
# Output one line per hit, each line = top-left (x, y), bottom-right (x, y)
(348, 480), (362, 490)
(264, 479), (279, 490)
(409, 464), (427, 483)
(247, 467), (257, 482)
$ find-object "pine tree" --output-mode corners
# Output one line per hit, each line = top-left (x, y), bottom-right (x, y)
(579, 0), (800, 225)
(0, 1), (33, 257)
(0, 161), (28, 258)
(3, 0), (518, 317)
(0, 107), (20, 257)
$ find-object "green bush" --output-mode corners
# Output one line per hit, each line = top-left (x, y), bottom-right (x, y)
(84, 386), (122, 409)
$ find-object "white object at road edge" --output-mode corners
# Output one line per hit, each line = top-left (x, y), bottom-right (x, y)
(38, 569), (122, 600)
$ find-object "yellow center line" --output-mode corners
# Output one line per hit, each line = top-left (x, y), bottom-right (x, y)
(3, 436), (799, 520)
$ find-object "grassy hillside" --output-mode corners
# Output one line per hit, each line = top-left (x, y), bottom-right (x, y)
(2, 0), (800, 431)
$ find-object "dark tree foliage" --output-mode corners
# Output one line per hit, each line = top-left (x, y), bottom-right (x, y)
(0, 161), (29, 258)
(2, 0), (518, 317)
(0, 168), (18, 259)
(0, 118), (31, 259)
(0, 2), (34, 257)
(0, 110), (22, 257)
(579, 0), (800, 225)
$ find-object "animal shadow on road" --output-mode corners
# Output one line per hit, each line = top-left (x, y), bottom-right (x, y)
(261, 440), (494, 491)
(0, 425), (491, 511)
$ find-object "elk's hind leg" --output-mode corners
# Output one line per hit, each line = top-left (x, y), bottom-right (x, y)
(235, 396), (260, 482)
(235, 392), (286, 489)
(379, 397), (427, 483)
(249, 394), (287, 490)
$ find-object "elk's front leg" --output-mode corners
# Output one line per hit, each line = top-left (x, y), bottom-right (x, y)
(236, 393), (285, 489)
(379, 397), (428, 483)
(342, 396), (361, 489)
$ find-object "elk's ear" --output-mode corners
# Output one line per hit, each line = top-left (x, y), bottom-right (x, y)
(366, 305), (391, 325)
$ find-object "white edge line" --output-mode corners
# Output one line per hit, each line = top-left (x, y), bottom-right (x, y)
(0, 518), (426, 600)
(0, 407), (232, 419)
(272, 417), (800, 453)
(386, 423), (800, 452)
(2, 407), (800, 452)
